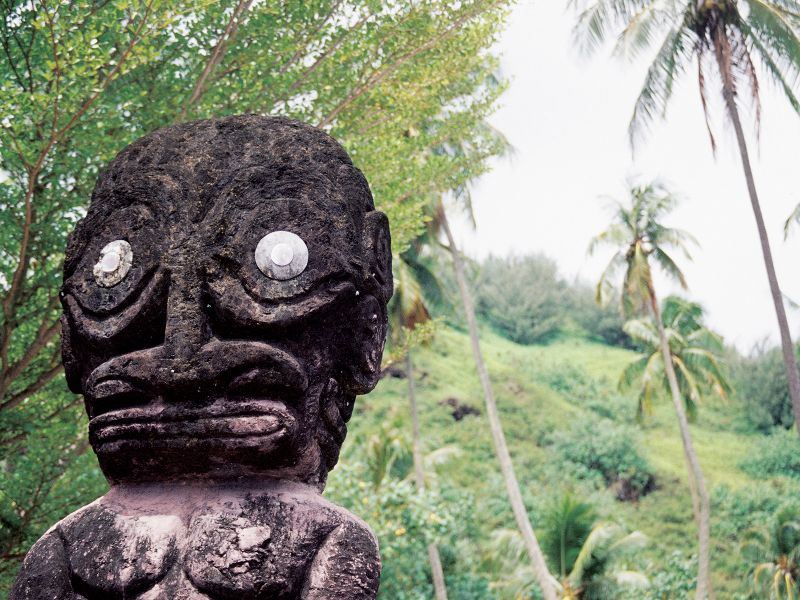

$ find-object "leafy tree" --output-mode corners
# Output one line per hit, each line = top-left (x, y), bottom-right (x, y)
(620, 295), (731, 422)
(739, 428), (800, 479)
(590, 181), (713, 599)
(741, 503), (800, 599)
(570, 0), (800, 436)
(734, 343), (799, 431)
(473, 254), (569, 344)
(326, 459), (458, 600)
(490, 494), (647, 599)
(0, 0), (512, 586)
(470, 254), (633, 347)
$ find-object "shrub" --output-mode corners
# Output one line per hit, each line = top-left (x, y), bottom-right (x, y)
(739, 429), (800, 479)
(548, 417), (655, 501)
(472, 254), (568, 344)
(567, 283), (636, 349)
(733, 345), (798, 431)
(469, 254), (632, 347)
(632, 552), (696, 600)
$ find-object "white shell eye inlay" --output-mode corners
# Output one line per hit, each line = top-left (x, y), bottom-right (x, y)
(93, 240), (133, 287)
(255, 231), (308, 280)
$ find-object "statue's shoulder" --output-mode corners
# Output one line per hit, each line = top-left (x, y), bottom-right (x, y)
(10, 498), (112, 599)
(10, 525), (74, 599)
(259, 488), (381, 599)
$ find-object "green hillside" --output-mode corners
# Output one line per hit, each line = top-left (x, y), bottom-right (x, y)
(333, 324), (796, 599)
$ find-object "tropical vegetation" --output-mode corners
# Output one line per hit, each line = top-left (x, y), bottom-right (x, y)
(3, 1), (800, 599)
(590, 181), (713, 599)
(570, 0), (800, 436)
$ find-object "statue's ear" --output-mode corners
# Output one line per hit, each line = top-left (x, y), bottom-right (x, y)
(339, 211), (392, 395)
(60, 313), (83, 394)
(362, 211), (393, 304)
(342, 295), (387, 395)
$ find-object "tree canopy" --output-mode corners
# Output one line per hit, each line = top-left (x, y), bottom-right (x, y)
(0, 0), (512, 583)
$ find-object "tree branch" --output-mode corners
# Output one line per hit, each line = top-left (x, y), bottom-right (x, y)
(317, 3), (494, 127)
(0, 362), (63, 413)
(178, 0), (253, 121)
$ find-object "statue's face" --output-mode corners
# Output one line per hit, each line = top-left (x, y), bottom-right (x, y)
(60, 117), (391, 486)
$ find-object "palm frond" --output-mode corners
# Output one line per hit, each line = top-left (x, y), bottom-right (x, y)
(568, 523), (620, 587)
(652, 247), (689, 289)
(622, 317), (660, 347)
(629, 26), (695, 149)
(595, 250), (627, 307)
(785, 202), (800, 238)
(697, 50), (719, 154)
(588, 222), (633, 255)
(614, 3), (672, 60)
(570, 0), (656, 56)
(619, 354), (650, 391)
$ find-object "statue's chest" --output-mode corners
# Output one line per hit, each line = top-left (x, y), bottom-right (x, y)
(61, 501), (336, 599)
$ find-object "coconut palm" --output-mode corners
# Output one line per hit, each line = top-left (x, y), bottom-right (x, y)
(590, 181), (713, 599)
(421, 116), (557, 598)
(388, 250), (450, 600)
(571, 0), (800, 437)
(742, 503), (800, 598)
(436, 204), (558, 600)
(490, 494), (647, 599)
(620, 295), (731, 422)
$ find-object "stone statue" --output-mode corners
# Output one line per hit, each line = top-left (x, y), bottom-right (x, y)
(11, 115), (393, 599)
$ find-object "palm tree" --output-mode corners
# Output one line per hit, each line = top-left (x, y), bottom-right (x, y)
(388, 250), (449, 600)
(742, 503), (800, 598)
(437, 202), (558, 600)
(571, 0), (800, 436)
(419, 111), (558, 598)
(590, 181), (713, 599)
(620, 295), (731, 422)
(490, 494), (648, 599)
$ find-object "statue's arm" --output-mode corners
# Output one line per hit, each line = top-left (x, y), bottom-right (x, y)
(10, 527), (79, 599)
(301, 520), (381, 600)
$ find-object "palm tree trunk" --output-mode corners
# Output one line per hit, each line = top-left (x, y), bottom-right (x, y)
(648, 287), (711, 600)
(406, 351), (449, 600)
(713, 33), (800, 435)
(439, 206), (558, 600)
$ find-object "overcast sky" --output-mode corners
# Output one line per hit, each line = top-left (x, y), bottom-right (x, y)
(450, 0), (800, 352)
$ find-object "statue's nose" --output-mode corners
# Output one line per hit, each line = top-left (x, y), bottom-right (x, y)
(162, 261), (209, 362)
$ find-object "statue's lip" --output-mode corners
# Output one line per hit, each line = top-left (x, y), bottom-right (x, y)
(89, 398), (293, 443)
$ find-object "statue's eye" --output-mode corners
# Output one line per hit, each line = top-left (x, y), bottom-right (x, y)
(93, 240), (133, 287)
(255, 231), (308, 280)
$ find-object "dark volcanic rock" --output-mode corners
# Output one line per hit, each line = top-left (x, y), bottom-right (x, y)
(12, 115), (391, 599)
(439, 397), (481, 421)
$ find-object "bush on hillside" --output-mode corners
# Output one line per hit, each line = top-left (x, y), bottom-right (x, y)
(567, 283), (636, 349)
(472, 254), (568, 344)
(548, 417), (655, 501)
(470, 254), (632, 347)
(734, 345), (798, 431)
(739, 430), (800, 479)
(713, 482), (800, 540)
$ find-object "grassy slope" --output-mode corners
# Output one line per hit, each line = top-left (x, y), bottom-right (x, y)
(338, 325), (764, 597)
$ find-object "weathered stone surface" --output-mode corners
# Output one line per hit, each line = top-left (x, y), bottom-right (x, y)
(12, 115), (392, 599)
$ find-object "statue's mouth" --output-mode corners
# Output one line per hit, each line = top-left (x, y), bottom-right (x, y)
(89, 398), (294, 446)
(86, 361), (305, 447)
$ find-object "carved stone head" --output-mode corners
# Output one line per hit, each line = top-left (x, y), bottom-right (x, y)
(61, 115), (392, 488)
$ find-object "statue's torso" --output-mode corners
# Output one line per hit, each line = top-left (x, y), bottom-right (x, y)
(11, 483), (380, 600)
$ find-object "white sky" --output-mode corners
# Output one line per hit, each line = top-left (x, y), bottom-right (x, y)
(451, 0), (800, 352)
